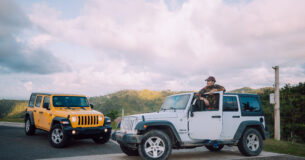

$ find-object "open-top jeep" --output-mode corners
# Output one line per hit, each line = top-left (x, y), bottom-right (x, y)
(25, 93), (112, 148)
(112, 92), (269, 160)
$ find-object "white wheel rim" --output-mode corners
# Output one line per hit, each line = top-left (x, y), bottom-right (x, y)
(52, 128), (64, 144)
(246, 133), (259, 151)
(25, 120), (30, 132)
(144, 136), (165, 158)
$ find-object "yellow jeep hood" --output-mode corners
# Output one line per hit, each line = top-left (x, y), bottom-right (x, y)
(52, 108), (102, 117)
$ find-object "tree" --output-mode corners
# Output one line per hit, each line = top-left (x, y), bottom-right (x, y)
(106, 109), (119, 121)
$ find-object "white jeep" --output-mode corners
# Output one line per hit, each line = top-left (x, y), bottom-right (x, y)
(112, 92), (269, 160)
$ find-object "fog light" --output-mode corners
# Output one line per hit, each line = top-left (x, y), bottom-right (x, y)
(72, 130), (76, 135)
(105, 128), (108, 132)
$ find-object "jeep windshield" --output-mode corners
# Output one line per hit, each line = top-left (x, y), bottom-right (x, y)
(160, 94), (190, 110)
(52, 96), (89, 107)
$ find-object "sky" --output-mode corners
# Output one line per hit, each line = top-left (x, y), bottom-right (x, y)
(0, 0), (304, 99)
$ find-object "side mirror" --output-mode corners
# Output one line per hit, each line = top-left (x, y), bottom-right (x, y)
(90, 104), (94, 109)
(43, 103), (50, 110)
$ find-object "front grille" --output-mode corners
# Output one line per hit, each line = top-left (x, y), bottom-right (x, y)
(77, 115), (99, 126)
(121, 116), (137, 131)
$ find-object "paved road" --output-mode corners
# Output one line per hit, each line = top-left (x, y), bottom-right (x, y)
(0, 125), (121, 160)
(0, 122), (304, 160)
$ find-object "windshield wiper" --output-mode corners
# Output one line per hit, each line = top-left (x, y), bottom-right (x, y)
(160, 107), (176, 111)
(65, 106), (71, 109)
(160, 108), (166, 111)
(169, 107), (177, 111)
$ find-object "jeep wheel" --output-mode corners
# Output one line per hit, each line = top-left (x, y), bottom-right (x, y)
(120, 144), (139, 156)
(206, 144), (224, 152)
(49, 124), (69, 148)
(92, 133), (111, 144)
(25, 117), (35, 136)
(138, 130), (172, 160)
(238, 128), (263, 156)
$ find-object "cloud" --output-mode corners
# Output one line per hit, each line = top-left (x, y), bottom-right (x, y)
(29, 1), (305, 78)
(1, 0), (305, 99)
(0, 0), (70, 74)
(23, 81), (33, 92)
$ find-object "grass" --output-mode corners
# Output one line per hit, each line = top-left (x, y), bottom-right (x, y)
(111, 122), (119, 130)
(263, 139), (305, 157)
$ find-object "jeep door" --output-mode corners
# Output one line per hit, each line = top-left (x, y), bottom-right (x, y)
(188, 92), (223, 140)
(220, 95), (242, 140)
(33, 95), (43, 128)
(39, 96), (52, 131)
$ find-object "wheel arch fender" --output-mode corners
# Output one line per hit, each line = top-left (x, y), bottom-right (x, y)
(25, 111), (35, 125)
(50, 117), (70, 129)
(233, 120), (266, 141)
(135, 120), (182, 145)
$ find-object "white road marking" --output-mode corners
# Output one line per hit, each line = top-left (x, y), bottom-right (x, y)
(110, 139), (119, 145)
(0, 121), (24, 128)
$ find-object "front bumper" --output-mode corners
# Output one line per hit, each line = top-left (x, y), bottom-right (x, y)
(63, 125), (112, 139)
(111, 131), (142, 145)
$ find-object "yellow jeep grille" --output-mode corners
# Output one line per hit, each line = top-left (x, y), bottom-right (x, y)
(77, 115), (100, 127)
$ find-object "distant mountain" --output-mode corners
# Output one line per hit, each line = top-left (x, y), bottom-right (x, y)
(0, 89), (183, 120)
(1, 87), (276, 119)
(89, 89), (184, 116)
(229, 87), (274, 94)
(0, 100), (27, 119)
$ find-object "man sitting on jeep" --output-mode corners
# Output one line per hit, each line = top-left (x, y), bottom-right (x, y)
(196, 76), (226, 109)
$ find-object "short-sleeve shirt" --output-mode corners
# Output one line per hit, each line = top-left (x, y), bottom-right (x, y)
(199, 84), (226, 96)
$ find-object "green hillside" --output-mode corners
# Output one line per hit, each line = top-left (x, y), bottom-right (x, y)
(89, 89), (181, 116)
(0, 89), (180, 122)
(0, 100), (27, 121)
(230, 87), (274, 94)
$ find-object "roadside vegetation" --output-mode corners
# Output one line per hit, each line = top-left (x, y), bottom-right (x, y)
(264, 139), (305, 157)
(0, 100), (27, 122)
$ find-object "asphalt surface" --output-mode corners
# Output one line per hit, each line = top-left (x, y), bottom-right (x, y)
(0, 122), (304, 160)
(0, 125), (121, 160)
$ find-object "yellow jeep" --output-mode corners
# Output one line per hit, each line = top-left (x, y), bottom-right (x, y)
(24, 93), (112, 148)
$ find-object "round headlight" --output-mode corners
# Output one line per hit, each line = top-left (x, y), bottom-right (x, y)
(98, 116), (103, 121)
(71, 116), (77, 122)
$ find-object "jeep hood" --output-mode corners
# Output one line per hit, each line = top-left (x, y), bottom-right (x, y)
(52, 108), (102, 118)
(127, 111), (178, 120)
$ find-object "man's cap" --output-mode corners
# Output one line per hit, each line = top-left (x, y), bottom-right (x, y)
(205, 76), (216, 82)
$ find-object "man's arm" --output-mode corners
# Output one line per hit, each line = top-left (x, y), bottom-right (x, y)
(216, 84), (226, 92)
(208, 84), (226, 94)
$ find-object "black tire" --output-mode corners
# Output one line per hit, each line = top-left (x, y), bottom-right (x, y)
(138, 130), (172, 160)
(92, 133), (111, 144)
(120, 144), (139, 156)
(206, 144), (224, 152)
(48, 124), (69, 148)
(25, 117), (35, 136)
(238, 128), (263, 156)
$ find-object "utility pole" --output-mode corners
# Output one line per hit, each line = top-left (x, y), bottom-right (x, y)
(273, 66), (280, 140)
